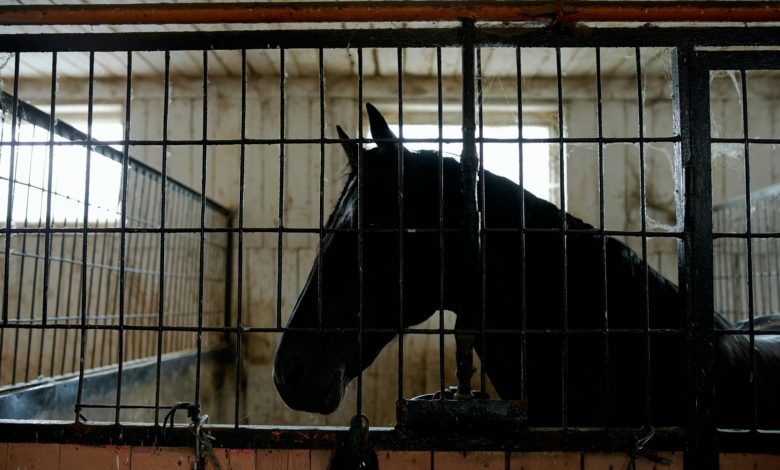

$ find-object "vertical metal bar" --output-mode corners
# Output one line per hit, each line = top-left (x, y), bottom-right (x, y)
(234, 48), (247, 429)
(1, 53), (21, 384)
(437, 46), (445, 397)
(317, 48), (325, 333)
(476, 46), (487, 395)
(356, 46), (365, 417)
(515, 46), (528, 403)
(397, 45), (405, 401)
(554, 46), (569, 429)
(75, 51), (93, 422)
(115, 50), (132, 424)
(223, 230), (234, 343)
(317, 48), (325, 329)
(42, 52), (58, 329)
(195, 49), (209, 408)
(276, 48), (286, 330)
(2, 52), (20, 326)
(154, 50), (171, 426)
(675, 47), (717, 470)
(85, 62), (98, 373)
(595, 47), (610, 425)
(635, 46), (652, 424)
(457, 19), (478, 399)
(739, 68), (758, 429)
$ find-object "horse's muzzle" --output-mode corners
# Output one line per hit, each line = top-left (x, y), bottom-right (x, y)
(273, 346), (346, 414)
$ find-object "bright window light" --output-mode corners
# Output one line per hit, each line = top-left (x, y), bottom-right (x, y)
(386, 124), (551, 200)
(0, 117), (124, 224)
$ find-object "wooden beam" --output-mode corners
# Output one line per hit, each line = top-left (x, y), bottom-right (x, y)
(1, 2), (780, 26)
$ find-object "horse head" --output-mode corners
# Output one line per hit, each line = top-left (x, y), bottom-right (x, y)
(273, 104), (462, 414)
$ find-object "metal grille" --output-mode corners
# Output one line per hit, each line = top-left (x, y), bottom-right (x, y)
(0, 85), (231, 419)
(714, 184), (780, 323)
(0, 23), (778, 469)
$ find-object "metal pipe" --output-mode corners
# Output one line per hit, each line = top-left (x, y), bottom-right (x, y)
(2, 2), (780, 26)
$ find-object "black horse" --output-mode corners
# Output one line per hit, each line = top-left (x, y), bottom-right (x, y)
(274, 103), (780, 428)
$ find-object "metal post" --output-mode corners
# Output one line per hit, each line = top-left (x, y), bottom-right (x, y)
(456, 19), (479, 399)
(674, 47), (717, 469)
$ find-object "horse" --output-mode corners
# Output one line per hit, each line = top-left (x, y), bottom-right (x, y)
(273, 103), (780, 428)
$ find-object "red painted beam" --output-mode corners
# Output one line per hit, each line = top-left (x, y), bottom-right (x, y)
(1, 2), (780, 26)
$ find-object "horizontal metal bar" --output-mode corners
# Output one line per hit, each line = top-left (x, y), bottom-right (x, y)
(1, 226), (685, 239)
(713, 233), (780, 240)
(0, 136), (683, 147)
(0, 419), (690, 451)
(2, 2), (780, 26)
(0, 323), (692, 336)
(4, 27), (780, 53)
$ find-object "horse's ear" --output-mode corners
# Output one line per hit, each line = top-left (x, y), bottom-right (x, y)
(336, 125), (358, 172)
(366, 103), (397, 150)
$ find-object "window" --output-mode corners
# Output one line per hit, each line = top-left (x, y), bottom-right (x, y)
(0, 104), (124, 224)
(387, 123), (551, 200)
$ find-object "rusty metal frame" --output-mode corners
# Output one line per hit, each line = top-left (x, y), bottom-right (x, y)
(2, 1), (780, 26)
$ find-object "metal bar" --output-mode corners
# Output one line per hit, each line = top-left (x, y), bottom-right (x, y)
(595, 47), (610, 426)
(555, 46), (569, 429)
(153, 49), (171, 427)
(3, 2), (780, 25)
(456, 19), (478, 398)
(74, 50), (92, 422)
(0, 420), (694, 451)
(195, 49), (209, 409)
(515, 46), (528, 404)
(635, 46), (652, 425)
(476, 46), (488, 395)
(316, 48), (325, 332)
(396, 45), (405, 402)
(352, 48), (366, 416)
(356, 46), (364, 417)
(739, 68), (758, 430)
(675, 47), (717, 469)
(234, 48), (247, 429)
(437, 46), (445, 397)
(2, 53), (19, 327)
(275, 48), (286, 330)
(115, 50), (132, 425)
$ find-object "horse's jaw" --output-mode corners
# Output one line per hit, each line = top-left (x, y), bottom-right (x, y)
(272, 359), (347, 414)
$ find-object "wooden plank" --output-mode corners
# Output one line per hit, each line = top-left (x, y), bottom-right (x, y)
(130, 447), (194, 470)
(720, 453), (780, 469)
(311, 450), (334, 470)
(434, 451), (506, 470)
(7, 443), (60, 469)
(510, 452), (580, 470)
(583, 451), (682, 470)
(377, 451), (431, 470)
(257, 449), (310, 470)
(60, 445), (131, 470)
